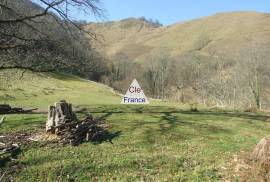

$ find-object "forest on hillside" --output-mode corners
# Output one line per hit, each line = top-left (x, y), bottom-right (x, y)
(88, 13), (270, 110)
(103, 45), (270, 110)
(0, 0), (107, 80)
(2, 1), (270, 181)
(1, 0), (270, 110)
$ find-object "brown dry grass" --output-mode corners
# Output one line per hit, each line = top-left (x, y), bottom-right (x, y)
(85, 12), (270, 62)
(29, 132), (59, 142)
(223, 140), (270, 182)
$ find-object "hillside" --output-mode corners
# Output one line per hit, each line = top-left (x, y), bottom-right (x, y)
(3, 1), (270, 181)
(86, 12), (270, 109)
(3, 2), (270, 109)
(0, 69), (177, 108)
(86, 11), (270, 62)
(0, 69), (120, 108)
(0, 0), (106, 81)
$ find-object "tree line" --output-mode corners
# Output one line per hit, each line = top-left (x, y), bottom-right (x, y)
(102, 44), (270, 110)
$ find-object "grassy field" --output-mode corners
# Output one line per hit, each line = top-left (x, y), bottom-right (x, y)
(0, 69), (177, 108)
(0, 69), (269, 181)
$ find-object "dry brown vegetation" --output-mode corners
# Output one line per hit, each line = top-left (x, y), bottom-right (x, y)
(0, 0), (107, 81)
(86, 12), (270, 110)
(2, 0), (270, 110)
(224, 138), (270, 181)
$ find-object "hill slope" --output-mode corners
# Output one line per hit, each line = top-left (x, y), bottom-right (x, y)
(1, 0), (106, 81)
(85, 12), (270, 109)
(0, 69), (176, 108)
(0, 69), (120, 108)
(86, 11), (270, 61)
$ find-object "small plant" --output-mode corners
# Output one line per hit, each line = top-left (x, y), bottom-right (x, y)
(244, 107), (257, 113)
(190, 103), (199, 112)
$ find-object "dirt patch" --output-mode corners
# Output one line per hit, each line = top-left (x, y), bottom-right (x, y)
(0, 132), (32, 146)
(0, 130), (60, 161)
(0, 131), (37, 180)
(28, 132), (60, 142)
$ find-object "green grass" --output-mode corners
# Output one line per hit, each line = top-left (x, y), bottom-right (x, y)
(0, 69), (121, 108)
(0, 69), (179, 108)
(0, 69), (269, 181)
(2, 107), (270, 181)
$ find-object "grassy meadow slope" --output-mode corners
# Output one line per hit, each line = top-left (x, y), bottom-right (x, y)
(1, 69), (270, 181)
(86, 11), (270, 61)
(0, 69), (121, 108)
(0, 69), (182, 108)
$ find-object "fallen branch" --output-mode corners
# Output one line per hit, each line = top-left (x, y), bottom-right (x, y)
(0, 171), (6, 182)
(0, 143), (19, 156)
(50, 115), (108, 146)
(0, 104), (37, 114)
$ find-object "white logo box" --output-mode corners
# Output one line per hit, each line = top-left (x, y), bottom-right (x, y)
(121, 79), (149, 104)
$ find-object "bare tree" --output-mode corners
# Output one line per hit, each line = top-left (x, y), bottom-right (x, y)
(237, 43), (270, 110)
(0, 0), (103, 49)
(0, 0), (107, 80)
(144, 49), (169, 100)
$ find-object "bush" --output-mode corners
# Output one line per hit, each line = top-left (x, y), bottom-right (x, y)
(190, 103), (199, 112)
(244, 107), (257, 113)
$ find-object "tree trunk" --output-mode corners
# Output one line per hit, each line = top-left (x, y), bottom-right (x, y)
(46, 100), (76, 133)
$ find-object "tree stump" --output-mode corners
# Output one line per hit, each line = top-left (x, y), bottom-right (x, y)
(46, 100), (76, 133)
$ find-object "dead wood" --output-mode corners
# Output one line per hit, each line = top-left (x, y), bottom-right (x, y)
(0, 104), (37, 114)
(46, 100), (109, 146)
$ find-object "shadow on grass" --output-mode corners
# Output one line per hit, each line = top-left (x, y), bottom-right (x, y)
(48, 72), (81, 81)
(83, 105), (268, 144)
(92, 131), (122, 145)
(0, 147), (22, 168)
(158, 112), (232, 135)
(87, 105), (270, 123)
(0, 115), (45, 133)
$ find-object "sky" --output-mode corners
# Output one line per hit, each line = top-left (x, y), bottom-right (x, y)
(33, 0), (270, 25)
